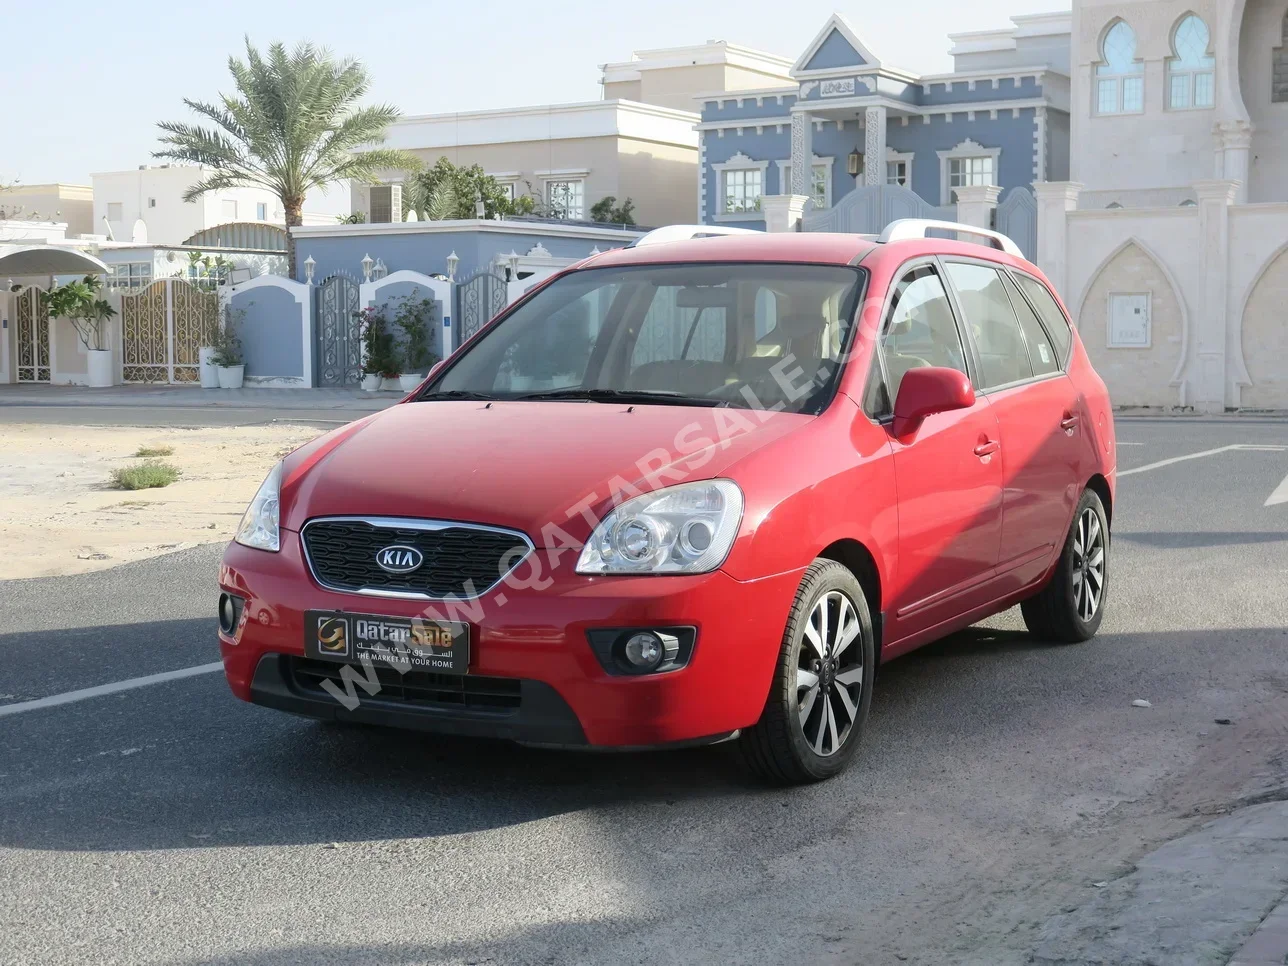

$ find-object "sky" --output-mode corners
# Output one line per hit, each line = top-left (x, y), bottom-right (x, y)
(2, 0), (1066, 214)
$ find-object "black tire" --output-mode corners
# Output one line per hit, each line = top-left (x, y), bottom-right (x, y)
(738, 559), (875, 785)
(1021, 489), (1109, 643)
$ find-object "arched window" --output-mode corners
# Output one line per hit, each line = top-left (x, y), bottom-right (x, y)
(1168, 15), (1215, 108)
(1096, 21), (1144, 114)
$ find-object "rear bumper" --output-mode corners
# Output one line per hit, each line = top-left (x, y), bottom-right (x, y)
(219, 535), (805, 748)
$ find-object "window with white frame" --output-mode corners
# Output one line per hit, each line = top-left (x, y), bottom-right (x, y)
(256, 202), (268, 220)
(937, 139), (1000, 203)
(777, 160), (831, 209)
(886, 149), (914, 188)
(222, 199), (238, 221)
(724, 168), (763, 213)
(1167, 15), (1215, 109)
(950, 156), (995, 189)
(1096, 21), (1144, 114)
(545, 180), (585, 219)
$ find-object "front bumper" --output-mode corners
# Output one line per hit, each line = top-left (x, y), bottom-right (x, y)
(219, 533), (805, 748)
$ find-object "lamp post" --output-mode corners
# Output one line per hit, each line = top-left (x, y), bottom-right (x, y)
(303, 254), (316, 284)
(506, 251), (520, 281)
(445, 251), (459, 281)
(361, 253), (373, 282)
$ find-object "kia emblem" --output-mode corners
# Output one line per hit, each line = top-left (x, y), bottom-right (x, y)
(375, 545), (424, 574)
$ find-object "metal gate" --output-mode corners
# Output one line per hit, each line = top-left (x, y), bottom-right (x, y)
(454, 269), (508, 350)
(995, 187), (1038, 261)
(120, 278), (219, 384)
(802, 183), (955, 234)
(314, 272), (362, 387)
(14, 286), (50, 383)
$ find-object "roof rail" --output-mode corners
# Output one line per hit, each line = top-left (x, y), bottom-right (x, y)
(878, 219), (1025, 258)
(629, 224), (763, 248)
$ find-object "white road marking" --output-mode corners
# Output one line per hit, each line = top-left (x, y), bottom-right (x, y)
(1117, 442), (1145, 446)
(1267, 471), (1288, 508)
(0, 662), (224, 719)
(1119, 444), (1287, 478)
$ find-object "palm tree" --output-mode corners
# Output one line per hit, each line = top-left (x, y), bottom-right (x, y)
(155, 39), (419, 276)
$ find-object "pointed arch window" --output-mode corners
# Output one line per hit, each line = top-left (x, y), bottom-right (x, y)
(1096, 21), (1144, 114)
(1167, 15), (1215, 109)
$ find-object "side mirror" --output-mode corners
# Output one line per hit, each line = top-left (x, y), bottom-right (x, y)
(891, 366), (975, 438)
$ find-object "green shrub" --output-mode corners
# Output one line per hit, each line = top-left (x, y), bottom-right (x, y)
(110, 460), (181, 490)
(134, 445), (175, 457)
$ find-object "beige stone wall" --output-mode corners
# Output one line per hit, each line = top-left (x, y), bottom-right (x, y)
(603, 79), (643, 102)
(1077, 242), (1184, 407)
(609, 63), (793, 112)
(616, 137), (699, 226)
(1238, 0), (1288, 203)
(1240, 248), (1288, 408)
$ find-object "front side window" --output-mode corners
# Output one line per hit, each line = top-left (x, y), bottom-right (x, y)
(945, 262), (1033, 390)
(546, 180), (585, 219)
(434, 263), (866, 414)
(724, 169), (763, 213)
(867, 264), (968, 416)
(1168, 15), (1215, 109)
(1096, 21), (1144, 114)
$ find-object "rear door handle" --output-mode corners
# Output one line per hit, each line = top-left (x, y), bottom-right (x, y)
(1060, 414), (1080, 432)
(974, 440), (1000, 458)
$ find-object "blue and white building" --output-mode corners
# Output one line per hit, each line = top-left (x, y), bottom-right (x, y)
(697, 11), (1072, 246)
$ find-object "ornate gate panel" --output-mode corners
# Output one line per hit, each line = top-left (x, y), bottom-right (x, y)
(120, 279), (220, 384)
(171, 279), (219, 383)
(454, 269), (508, 350)
(314, 272), (362, 387)
(995, 187), (1038, 261)
(121, 281), (171, 384)
(14, 286), (50, 383)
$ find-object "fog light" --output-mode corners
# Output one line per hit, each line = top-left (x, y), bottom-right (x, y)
(218, 593), (244, 637)
(620, 631), (681, 674)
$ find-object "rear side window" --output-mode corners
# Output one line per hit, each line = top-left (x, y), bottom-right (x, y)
(944, 262), (1033, 390)
(868, 264), (968, 415)
(1013, 273), (1073, 365)
(1001, 273), (1059, 376)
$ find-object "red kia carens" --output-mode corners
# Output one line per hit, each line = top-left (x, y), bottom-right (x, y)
(218, 220), (1116, 784)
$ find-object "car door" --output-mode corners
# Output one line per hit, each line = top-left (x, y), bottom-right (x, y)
(941, 260), (1083, 593)
(865, 260), (1004, 641)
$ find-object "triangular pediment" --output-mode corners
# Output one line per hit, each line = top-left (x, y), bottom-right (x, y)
(793, 14), (880, 75)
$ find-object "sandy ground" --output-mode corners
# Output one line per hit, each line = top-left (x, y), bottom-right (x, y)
(0, 422), (324, 580)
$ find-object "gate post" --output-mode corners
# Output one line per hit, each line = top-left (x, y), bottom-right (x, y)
(954, 185), (1002, 231)
(763, 195), (808, 233)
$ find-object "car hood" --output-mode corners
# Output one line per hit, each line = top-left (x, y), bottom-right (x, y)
(282, 400), (809, 544)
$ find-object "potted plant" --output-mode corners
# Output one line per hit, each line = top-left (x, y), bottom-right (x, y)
(358, 305), (401, 391)
(394, 296), (439, 391)
(41, 275), (118, 388)
(212, 309), (245, 388)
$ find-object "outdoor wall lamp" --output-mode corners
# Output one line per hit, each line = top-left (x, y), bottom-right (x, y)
(848, 146), (863, 177)
(373, 258), (387, 280)
(303, 255), (316, 283)
(446, 251), (459, 281)
(361, 253), (373, 282)
(506, 251), (520, 281)
(475, 190), (486, 219)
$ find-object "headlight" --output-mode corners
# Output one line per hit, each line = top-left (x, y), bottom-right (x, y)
(235, 462), (282, 552)
(576, 480), (743, 575)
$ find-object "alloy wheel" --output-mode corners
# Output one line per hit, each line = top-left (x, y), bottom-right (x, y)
(1071, 507), (1106, 622)
(796, 590), (865, 757)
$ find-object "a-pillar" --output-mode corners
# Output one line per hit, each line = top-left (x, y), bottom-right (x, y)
(762, 194), (809, 233)
(1032, 181), (1083, 297)
(1191, 180), (1238, 412)
(954, 185), (1002, 231)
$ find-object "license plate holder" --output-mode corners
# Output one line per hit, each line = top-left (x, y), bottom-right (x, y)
(303, 610), (470, 675)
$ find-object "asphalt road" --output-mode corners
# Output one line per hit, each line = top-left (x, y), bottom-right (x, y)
(2, 418), (1287, 965)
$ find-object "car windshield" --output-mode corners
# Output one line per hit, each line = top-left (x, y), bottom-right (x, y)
(428, 262), (867, 414)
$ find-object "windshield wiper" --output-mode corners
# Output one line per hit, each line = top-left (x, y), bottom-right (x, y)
(516, 388), (721, 407)
(414, 390), (499, 401)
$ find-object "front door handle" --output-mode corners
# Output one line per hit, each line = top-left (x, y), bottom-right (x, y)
(1060, 413), (1080, 432)
(974, 439), (1000, 458)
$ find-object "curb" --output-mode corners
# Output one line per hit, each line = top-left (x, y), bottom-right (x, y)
(1229, 895), (1288, 966)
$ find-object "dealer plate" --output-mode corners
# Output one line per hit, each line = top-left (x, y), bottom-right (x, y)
(303, 610), (470, 675)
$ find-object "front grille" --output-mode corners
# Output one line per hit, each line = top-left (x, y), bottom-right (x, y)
(301, 518), (530, 598)
(287, 656), (522, 713)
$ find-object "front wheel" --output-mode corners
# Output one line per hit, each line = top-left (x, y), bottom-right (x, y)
(1021, 489), (1109, 643)
(737, 559), (875, 785)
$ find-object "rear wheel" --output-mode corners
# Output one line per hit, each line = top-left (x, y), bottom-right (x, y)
(1021, 489), (1109, 643)
(738, 559), (874, 785)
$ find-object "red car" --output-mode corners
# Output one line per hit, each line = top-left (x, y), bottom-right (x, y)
(218, 220), (1115, 784)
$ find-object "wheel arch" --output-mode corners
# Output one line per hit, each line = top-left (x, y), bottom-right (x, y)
(1086, 473), (1113, 529)
(817, 538), (885, 661)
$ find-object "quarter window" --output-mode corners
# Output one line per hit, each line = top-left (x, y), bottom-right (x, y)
(944, 262), (1033, 390)
(1012, 273), (1074, 366)
(1096, 21), (1144, 114)
(1001, 273), (1059, 376)
(868, 265), (968, 415)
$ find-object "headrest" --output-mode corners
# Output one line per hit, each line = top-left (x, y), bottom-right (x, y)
(776, 312), (822, 339)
